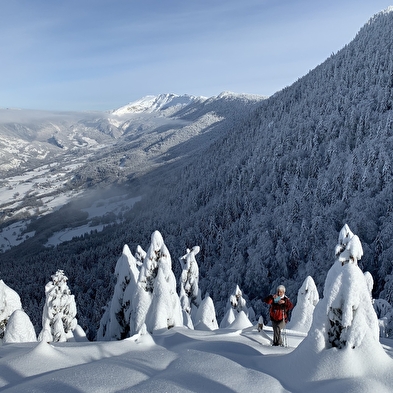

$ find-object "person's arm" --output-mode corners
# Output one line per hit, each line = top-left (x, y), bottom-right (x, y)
(263, 295), (274, 304)
(285, 297), (294, 311)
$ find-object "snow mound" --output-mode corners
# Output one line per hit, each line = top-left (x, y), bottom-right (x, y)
(227, 311), (253, 329)
(3, 310), (36, 343)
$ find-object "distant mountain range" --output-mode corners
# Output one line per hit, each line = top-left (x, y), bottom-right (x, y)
(0, 92), (264, 239)
(1, 8), (393, 340)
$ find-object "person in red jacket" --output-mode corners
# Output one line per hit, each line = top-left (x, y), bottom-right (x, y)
(264, 285), (294, 346)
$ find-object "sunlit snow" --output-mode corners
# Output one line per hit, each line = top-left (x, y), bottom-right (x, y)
(0, 324), (392, 392)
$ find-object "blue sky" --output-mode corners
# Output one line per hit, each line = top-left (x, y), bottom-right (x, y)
(0, 0), (391, 111)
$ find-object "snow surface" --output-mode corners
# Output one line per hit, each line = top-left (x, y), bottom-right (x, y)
(0, 324), (392, 392)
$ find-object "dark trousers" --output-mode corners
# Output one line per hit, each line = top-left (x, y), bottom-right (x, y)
(271, 319), (286, 346)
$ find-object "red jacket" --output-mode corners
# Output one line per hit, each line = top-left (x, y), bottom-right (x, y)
(264, 295), (293, 323)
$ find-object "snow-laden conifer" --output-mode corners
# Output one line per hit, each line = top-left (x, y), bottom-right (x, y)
(123, 248), (143, 336)
(97, 245), (139, 340)
(0, 280), (22, 341)
(283, 223), (393, 383)
(135, 245), (146, 267)
(297, 224), (379, 350)
(39, 270), (77, 342)
(146, 263), (183, 332)
(220, 285), (251, 328)
(286, 276), (319, 333)
(362, 271), (393, 336)
(324, 225), (369, 349)
(373, 298), (392, 319)
(134, 231), (183, 334)
(379, 273), (393, 337)
(179, 246), (201, 328)
(138, 231), (169, 292)
(371, 271), (393, 337)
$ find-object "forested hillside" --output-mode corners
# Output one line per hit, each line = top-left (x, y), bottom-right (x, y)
(1, 8), (393, 340)
(123, 8), (393, 315)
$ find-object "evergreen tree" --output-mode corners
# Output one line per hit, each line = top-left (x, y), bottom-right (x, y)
(138, 231), (169, 292)
(179, 246), (202, 327)
(135, 245), (146, 267)
(378, 271), (393, 337)
(146, 263), (183, 332)
(39, 270), (77, 342)
(287, 276), (319, 333)
(123, 247), (143, 336)
(289, 222), (384, 380)
(326, 225), (370, 349)
(134, 231), (183, 334)
(97, 245), (139, 340)
(220, 285), (251, 328)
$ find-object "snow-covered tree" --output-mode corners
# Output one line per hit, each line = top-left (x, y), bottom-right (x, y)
(179, 246), (202, 327)
(134, 231), (183, 334)
(361, 271), (393, 337)
(381, 272), (393, 305)
(229, 285), (248, 313)
(97, 245), (139, 340)
(138, 231), (169, 292)
(194, 295), (218, 331)
(373, 298), (392, 319)
(123, 252), (143, 337)
(334, 223), (363, 266)
(283, 223), (393, 384)
(325, 225), (369, 349)
(295, 224), (380, 352)
(135, 245), (146, 267)
(146, 263), (183, 332)
(374, 298), (393, 338)
(334, 224), (354, 257)
(287, 276), (319, 333)
(0, 280), (22, 340)
(39, 270), (77, 342)
(220, 285), (252, 328)
(3, 310), (36, 343)
(379, 272), (393, 337)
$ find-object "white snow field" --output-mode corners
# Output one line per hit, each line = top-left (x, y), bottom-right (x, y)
(0, 323), (392, 393)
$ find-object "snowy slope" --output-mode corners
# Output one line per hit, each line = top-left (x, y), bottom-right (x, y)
(0, 325), (392, 392)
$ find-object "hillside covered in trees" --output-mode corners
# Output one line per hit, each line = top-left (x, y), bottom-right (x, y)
(1, 8), (393, 339)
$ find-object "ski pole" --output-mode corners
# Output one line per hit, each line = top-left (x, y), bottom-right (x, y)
(282, 313), (288, 347)
(282, 325), (287, 347)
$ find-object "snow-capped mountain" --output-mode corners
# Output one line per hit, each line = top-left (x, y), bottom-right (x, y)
(111, 93), (207, 116)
